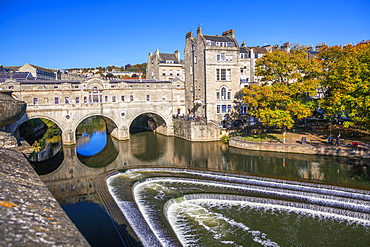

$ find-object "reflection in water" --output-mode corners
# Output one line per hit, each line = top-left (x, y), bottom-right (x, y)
(130, 132), (166, 162)
(39, 118), (370, 246)
(76, 116), (108, 156)
(76, 131), (107, 156)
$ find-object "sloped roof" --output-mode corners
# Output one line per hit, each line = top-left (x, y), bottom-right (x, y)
(240, 47), (251, 54)
(159, 53), (179, 62)
(203, 35), (234, 43)
(28, 64), (55, 73)
(251, 46), (268, 54)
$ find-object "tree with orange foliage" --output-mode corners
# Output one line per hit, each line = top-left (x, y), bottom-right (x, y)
(242, 47), (321, 143)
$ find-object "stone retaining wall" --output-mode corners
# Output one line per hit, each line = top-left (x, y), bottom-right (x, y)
(0, 148), (89, 246)
(173, 119), (220, 141)
(229, 136), (370, 159)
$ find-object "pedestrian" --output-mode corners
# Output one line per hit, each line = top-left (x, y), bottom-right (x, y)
(336, 134), (340, 146)
(328, 136), (333, 145)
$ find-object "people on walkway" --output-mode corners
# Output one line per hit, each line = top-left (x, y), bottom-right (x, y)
(336, 134), (341, 146)
(328, 136), (333, 145)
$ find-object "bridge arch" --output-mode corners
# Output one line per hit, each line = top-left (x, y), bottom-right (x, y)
(13, 114), (64, 141)
(128, 111), (170, 135)
(74, 114), (119, 135)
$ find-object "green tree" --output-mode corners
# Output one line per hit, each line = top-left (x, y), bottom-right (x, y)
(318, 43), (370, 130)
(242, 47), (321, 142)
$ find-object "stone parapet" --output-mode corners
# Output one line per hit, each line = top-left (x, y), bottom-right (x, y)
(0, 148), (89, 246)
(229, 136), (370, 158)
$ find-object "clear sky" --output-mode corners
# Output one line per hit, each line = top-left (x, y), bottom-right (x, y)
(1, 0), (369, 69)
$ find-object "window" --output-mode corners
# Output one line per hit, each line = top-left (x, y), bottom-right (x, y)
(65, 97), (69, 104)
(241, 104), (248, 114)
(177, 108), (181, 115)
(162, 95), (166, 100)
(177, 70), (180, 76)
(33, 98), (38, 105)
(147, 95), (150, 101)
(216, 69), (231, 81)
(55, 97), (59, 104)
(162, 70), (166, 76)
(169, 70), (173, 76)
(105, 96), (108, 102)
(217, 105), (220, 113)
(121, 96), (125, 102)
(112, 96), (116, 102)
(76, 97), (80, 103)
(217, 53), (225, 61)
(227, 92), (231, 100)
(84, 96), (87, 103)
(130, 95), (133, 102)
(222, 105), (227, 113)
(221, 87), (226, 99)
(166, 60), (174, 64)
(228, 105), (231, 112)
(8, 86), (14, 89)
(216, 92), (220, 100)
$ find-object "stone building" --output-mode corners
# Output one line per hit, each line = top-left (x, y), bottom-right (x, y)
(146, 50), (184, 82)
(184, 27), (241, 123)
(18, 63), (56, 80)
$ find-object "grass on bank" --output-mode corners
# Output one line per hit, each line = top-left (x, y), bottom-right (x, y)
(241, 134), (278, 143)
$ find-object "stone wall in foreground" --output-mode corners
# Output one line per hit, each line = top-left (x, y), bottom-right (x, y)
(229, 136), (370, 158)
(0, 148), (89, 246)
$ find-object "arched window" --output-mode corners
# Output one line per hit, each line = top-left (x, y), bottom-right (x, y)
(221, 87), (227, 100)
(90, 86), (102, 103)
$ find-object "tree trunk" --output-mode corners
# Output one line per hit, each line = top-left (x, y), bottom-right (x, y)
(282, 126), (287, 144)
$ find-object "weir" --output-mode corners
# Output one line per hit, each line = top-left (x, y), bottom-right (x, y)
(107, 168), (370, 246)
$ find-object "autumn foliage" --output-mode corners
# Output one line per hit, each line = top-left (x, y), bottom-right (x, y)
(242, 47), (320, 131)
(242, 42), (370, 132)
(318, 43), (370, 129)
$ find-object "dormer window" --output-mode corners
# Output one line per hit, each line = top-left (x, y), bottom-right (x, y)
(166, 60), (174, 64)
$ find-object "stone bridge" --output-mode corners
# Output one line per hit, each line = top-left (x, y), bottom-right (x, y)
(1, 78), (185, 144)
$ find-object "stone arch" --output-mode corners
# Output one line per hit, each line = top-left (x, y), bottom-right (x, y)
(128, 111), (169, 135)
(74, 114), (119, 135)
(85, 78), (105, 89)
(13, 114), (64, 141)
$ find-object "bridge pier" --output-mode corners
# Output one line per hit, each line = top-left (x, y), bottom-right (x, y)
(111, 127), (130, 141)
(62, 129), (76, 145)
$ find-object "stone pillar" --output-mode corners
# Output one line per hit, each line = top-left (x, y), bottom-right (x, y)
(111, 126), (130, 140)
(62, 129), (76, 145)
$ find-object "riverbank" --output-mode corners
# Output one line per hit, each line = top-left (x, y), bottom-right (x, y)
(229, 136), (370, 158)
(0, 148), (89, 246)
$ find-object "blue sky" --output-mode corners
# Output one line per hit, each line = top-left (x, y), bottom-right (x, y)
(1, 0), (369, 69)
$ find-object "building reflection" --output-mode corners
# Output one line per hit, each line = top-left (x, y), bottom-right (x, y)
(39, 133), (370, 205)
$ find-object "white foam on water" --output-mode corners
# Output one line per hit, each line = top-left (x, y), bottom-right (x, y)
(166, 199), (279, 247)
(107, 168), (370, 246)
(107, 176), (163, 246)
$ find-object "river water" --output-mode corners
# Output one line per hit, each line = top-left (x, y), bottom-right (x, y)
(36, 117), (370, 246)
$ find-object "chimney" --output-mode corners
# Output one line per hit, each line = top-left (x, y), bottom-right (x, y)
(222, 29), (234, 39)
(175, 50), (180, 62)
(186, 31), (193, 39)
(197, 26), (203, 36)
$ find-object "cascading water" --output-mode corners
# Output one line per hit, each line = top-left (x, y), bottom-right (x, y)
(107, 168), (370, 247)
